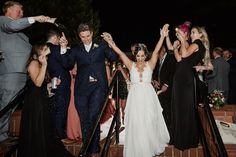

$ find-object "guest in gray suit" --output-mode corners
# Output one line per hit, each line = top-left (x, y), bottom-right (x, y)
(0, 0), (55, 142)
(223, 49), (236, 104)
(206, 47), (230, 102)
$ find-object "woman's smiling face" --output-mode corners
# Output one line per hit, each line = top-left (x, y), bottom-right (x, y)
(136, 50), (146, 63)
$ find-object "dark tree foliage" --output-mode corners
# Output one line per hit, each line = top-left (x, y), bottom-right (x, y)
(17, 0), (100, 45)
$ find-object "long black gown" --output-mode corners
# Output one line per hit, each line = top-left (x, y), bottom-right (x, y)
(171, 39), (205, 150)
(17, 79), (73, 157)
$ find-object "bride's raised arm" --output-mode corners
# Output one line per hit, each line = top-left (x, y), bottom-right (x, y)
(101, 32), (133, 71)
(148, 24), (168, 70)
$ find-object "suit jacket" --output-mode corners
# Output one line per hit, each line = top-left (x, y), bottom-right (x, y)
(206, 56), (230, 97)
(0, 16), (32, 74)
(47, 43), (72, 90)
(62, 40), (118, 94)
(153, 52), (176, 90)
(227, 56), (236, 88)
(227, 56), (236, 103)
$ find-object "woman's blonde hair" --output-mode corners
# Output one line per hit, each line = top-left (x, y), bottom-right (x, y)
(193, 26), (210, 66)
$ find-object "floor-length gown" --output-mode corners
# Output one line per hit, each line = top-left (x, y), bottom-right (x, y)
(124, 62), (170, 157)
(67, 69), (82, 141)
(171, 39), (205, 150)
(18, 80), (73, 157)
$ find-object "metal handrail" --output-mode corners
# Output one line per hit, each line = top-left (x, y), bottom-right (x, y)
(194, 72), (228, 157)
(0, 85), (28, 157)
(204, 101), (228, 157)
(193, 75), (211, 157)
(0, 85), (27, 118)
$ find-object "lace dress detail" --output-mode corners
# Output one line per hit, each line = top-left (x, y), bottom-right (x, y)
(135, 63), (147, 82)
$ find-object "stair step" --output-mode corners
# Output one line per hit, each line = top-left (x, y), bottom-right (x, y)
(0, 137), (18, 157)
(63, 141), (204, 157)
(3, 107), (236, 157)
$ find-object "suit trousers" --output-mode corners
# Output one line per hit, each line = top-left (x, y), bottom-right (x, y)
(0, 73), (27, 141)
(49, 85), (71, 139)
(75, 86), (106, 153)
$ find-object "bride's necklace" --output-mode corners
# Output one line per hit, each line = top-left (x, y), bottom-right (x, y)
(136, 62), (146, 82)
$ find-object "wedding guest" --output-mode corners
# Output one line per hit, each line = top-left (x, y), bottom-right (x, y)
(206, 47), (230, 102)
(17, 43), (74, 157)
(0, 0), (55, 142)
(47, 28), (72, 139)
(112, 62), (130, 125)
(223, 49), (236, 104)
(170, 25), (210, 150)
(66, 64), (82, 141)
(152, 45), (176, 132)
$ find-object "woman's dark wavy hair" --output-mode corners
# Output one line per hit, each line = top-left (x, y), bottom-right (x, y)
(133, 43), (150, 61)
(26, 42), (51, 81)
(26, 42), (47, 67)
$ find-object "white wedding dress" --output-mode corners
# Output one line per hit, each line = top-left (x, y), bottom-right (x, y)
(124, 62), (170, 157)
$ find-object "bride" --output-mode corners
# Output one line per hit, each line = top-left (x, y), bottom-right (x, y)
(102, 24), (170, 157)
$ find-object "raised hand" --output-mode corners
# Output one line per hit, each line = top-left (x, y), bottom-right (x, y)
(38, 54), (47, 66)
(101, 32), (115, 46)
(175, 29), (185, 42)
(173, 40), (180, 50)
(160, 24), (169, 37)
(101, 32), (112, 40)
(59, 32), (68, 48)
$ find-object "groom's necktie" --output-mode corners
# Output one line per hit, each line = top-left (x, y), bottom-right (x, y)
(158, 58), (164, 82)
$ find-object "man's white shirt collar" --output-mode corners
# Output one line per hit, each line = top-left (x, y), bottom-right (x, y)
(84, 43), (92, 52)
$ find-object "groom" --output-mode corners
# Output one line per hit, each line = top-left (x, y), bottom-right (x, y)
(61, 23), (117, 157)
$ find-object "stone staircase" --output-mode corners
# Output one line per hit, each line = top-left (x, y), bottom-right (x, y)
(65, 142), (204, 157)
(1, 105), (236, 157)
(0, 110), (205, 157)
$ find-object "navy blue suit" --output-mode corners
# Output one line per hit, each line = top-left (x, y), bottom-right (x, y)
(47, 43), (72, 139)
(62, 40), (117, 153)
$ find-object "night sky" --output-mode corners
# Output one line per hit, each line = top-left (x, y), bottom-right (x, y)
(92, 0), (236, 52)
(1, 0), (235, 52)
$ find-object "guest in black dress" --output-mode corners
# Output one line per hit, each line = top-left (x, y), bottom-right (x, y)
(17, 43), (74, 157)
(112, 62), (130, 124)
(170, 25), (210, 150)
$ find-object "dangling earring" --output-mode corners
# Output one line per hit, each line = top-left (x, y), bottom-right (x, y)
(33, 54), (38, 60)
